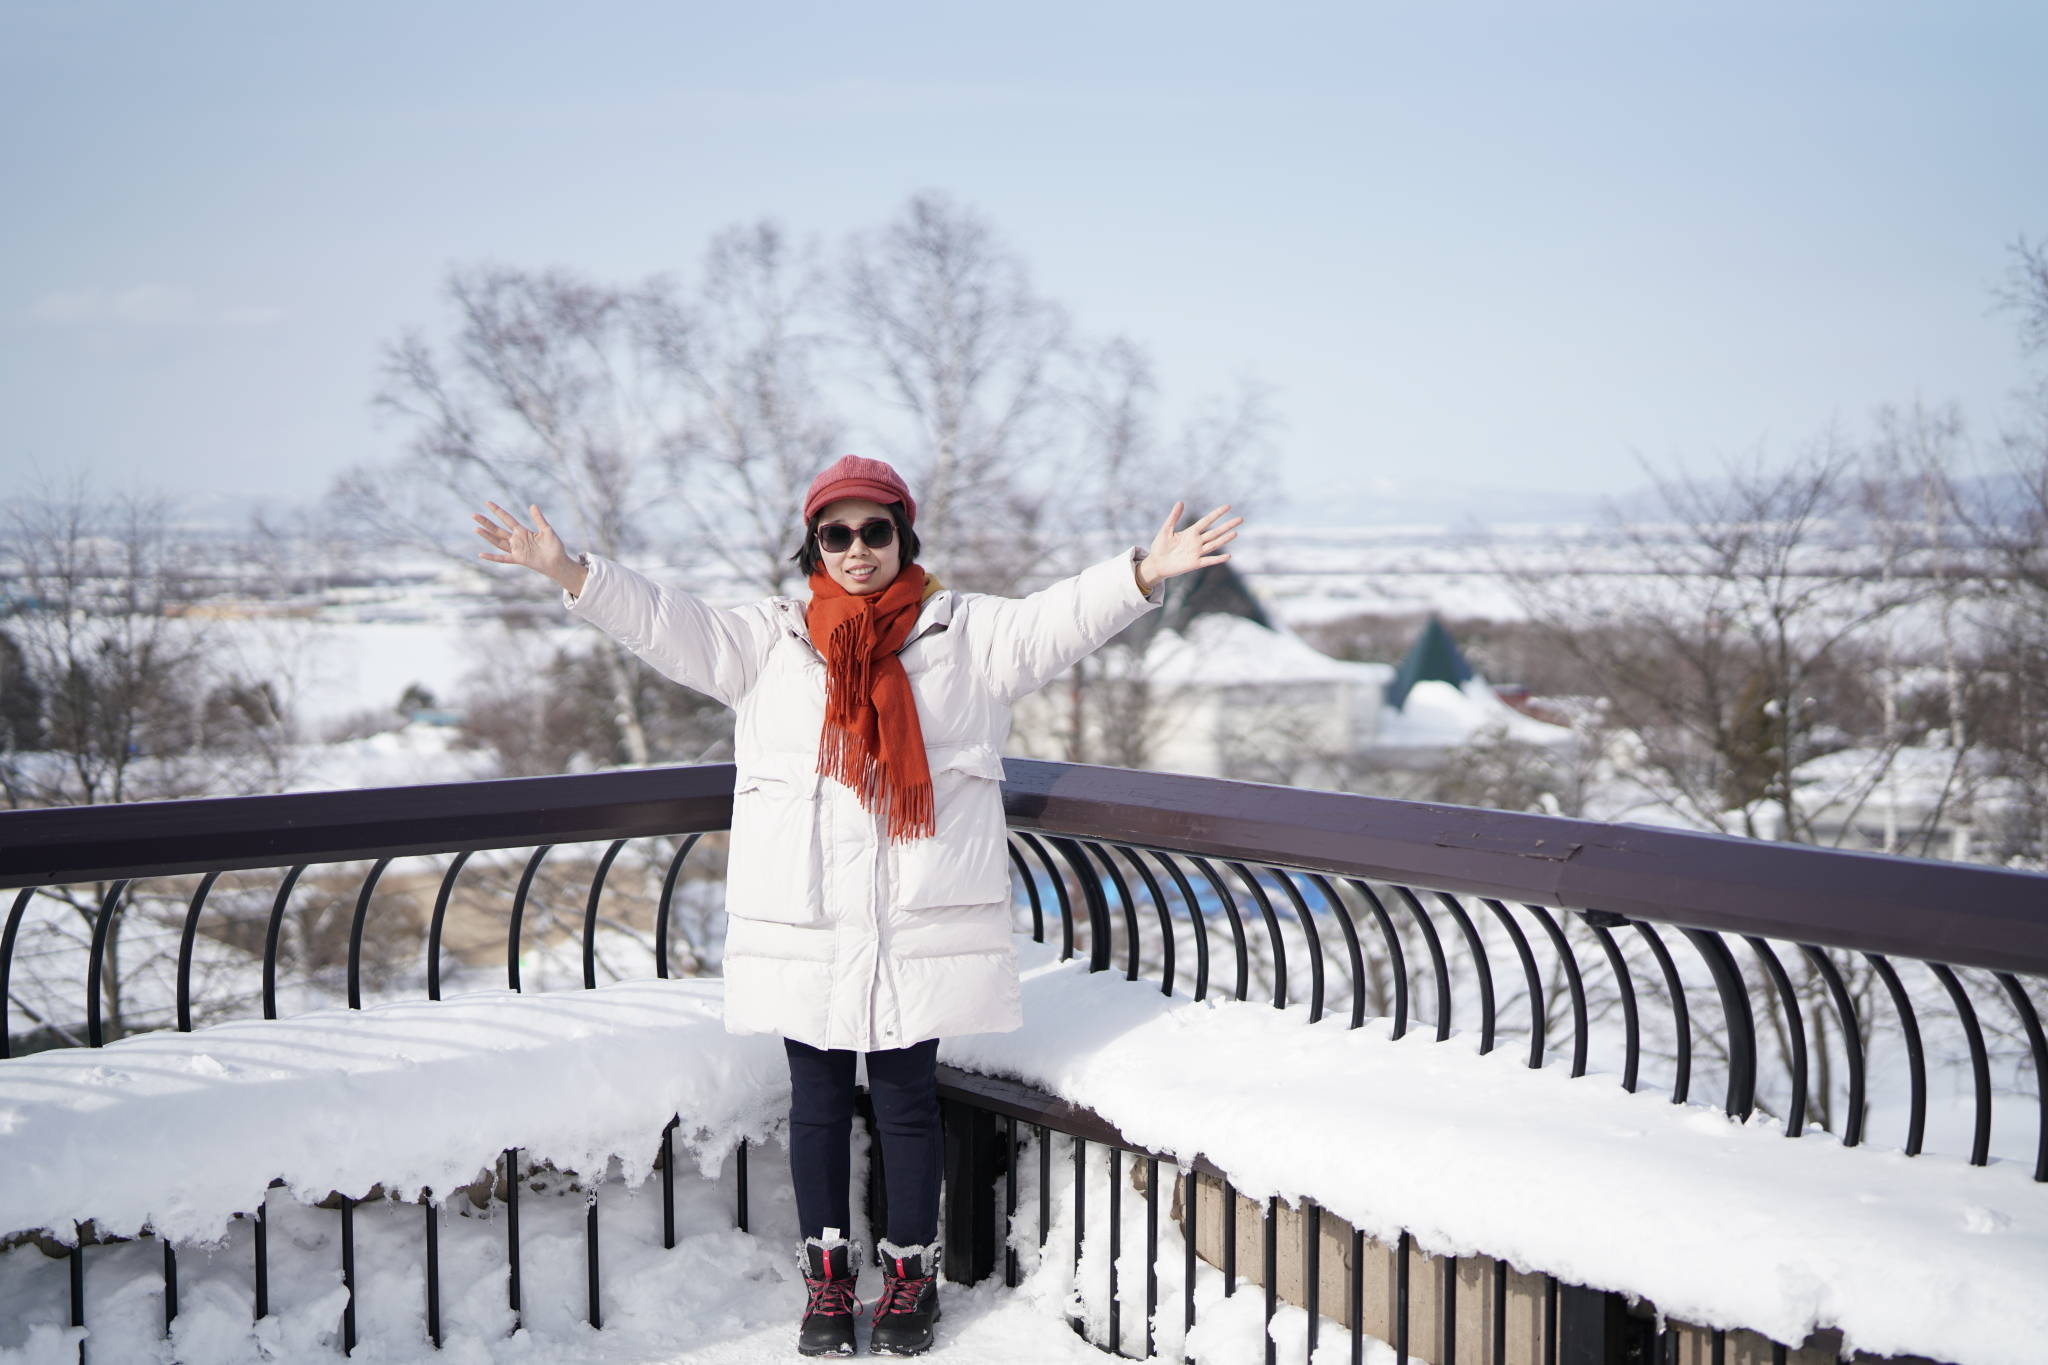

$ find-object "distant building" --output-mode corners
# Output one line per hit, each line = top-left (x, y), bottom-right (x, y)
(1007, 565), (1569, 788)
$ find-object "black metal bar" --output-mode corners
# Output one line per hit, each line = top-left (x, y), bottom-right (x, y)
(505, 1148), (522, 1324)
(1089, 842), (1143, 983)
(1931, 963), (1994, 1166)
(254, 1199), (268, 1320)
(174, 870), (222, 1032)
(1274, 870), (1328, 1023)
(1223, 1179), (1236, 1295)
(1229, 862), (1289, 1010)
(0, 886), (37, 1059)
(1110, 1147), (1123, 1354)
(427, 850), (473, 1001)
(1545, 1274), (1557, 1365)
(581, 837), (627, 989)
(587, 1188), (602, 1329)
(1996, 973), (2048, 1181)
(654, 833), (700, 978)
(737, 1137), (750, 1232)
(1351, 1228), (1365, 1365)
(425, 1197), (441, 1349)
(69, 1239), (83, 1339)
(1396, 1229), (1409, 1365)
(1442, 1247), (1456, 1365)
(1353, 880), (1408, 1039)
(1039, 1125), (1052, 1254)
(1118, 845), (1176, 996)
(1745, 936), (1809, 1135)
(261, 865), (305, 1021)
(1636, 922), (1690, 1103)
(1308, 874), (1367, 1030)
(1801, 947), (1864, 1146)
(345, 857), (394, 1010)
(1074, 1137), (1087, 1289)
(163, 1238), (177, 1335)
(1712, 1327), (1724, 1364)
(507, 847), (551, 992)
(1152, 852), (1209, 1002)
(1494, 1257), (1508, 1365)
(341, 1197), (357, 1355)
(1867, 953), (1927, 1155)
(1145, 1154), (1159, 1358)
(1487, 899), (1545, 1068)
(662, 1118), (678, 1249)
(1050, 837), (1113, 975)
(1262, 1196), (1277, 1365)
(1007, 1117), (1021, 1288)
(1009, 840), (1045, 944)
(1529, 907), (1588, 1077)
(1441, 893), (1495, 1054)
(1584, 913), (1640, 1092)
(1680, 929), (1757, 1120)
(1305, 1202), (1321, 1361)
(1191, 857), (1250, 1002)
(1394, 886), (1452, 1041)
(84, 879), (129, 1047)
(1018, 832), (1075, 963)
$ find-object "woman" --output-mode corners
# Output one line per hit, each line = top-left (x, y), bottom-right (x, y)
(474, 456), (1238, 1357)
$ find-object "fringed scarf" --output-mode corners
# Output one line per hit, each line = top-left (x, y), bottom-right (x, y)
(807, 563), (936, 842)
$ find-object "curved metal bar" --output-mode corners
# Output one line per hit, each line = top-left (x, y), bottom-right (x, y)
(1349, 880), (1408, 1039)
(1017, 832), (1076, 963)
(1228, 862), (1289, 1010)
(1634, 922), (1690, 1103)
(1151, 852), (1208, 1001)
(1, 887), (39, 1059)
(1678, 928), (1758, 1120)
(1798, 946), (1865, 1147)
(427, 850), (475, 1001)
(1191, 857), (1251, 1003)
(173, 871), (223, 1033)
(261, 865), (307, 1021)
(1743, 936), (1808, 1136)
(654, 834), (702, 980)
(1930, 963), (1993, 1167)
(1271, 870), (1327, 1023)
(85, 879), (131, 1048)
(1393, 886), (1452, 1042)
(1864, 953), (1926, 1156)
(1439, 894), (1495, 1055)
(1307, 874), (1367, 1030)
(1088, 843), (1143, 982)
(507, 845), (554, 993)
(1583, 916), (1639, 1092)
(581, 839), (629, 990)
(345, 857), (396, 1010)
(1048, 837), (1113, 974)
(1485, 900), (1545, 1069)
(1007, 841), (1045, 945)
(1994, 973), (2048, 1182)
(1528, 907), (1588, 1078)
(1115, 846), (1175, 996)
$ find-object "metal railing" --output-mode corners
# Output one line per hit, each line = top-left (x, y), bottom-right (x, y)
(3, 758), (2045, 1364)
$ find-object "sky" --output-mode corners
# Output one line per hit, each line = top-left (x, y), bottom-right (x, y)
(2, 1), (2045, 527)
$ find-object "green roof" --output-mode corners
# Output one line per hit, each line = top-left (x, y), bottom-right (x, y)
(1384, 614), (1474, 711)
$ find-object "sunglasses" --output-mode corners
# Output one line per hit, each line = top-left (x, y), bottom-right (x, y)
(815, 518), (896, 554)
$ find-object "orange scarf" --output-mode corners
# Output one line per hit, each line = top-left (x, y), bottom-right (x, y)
(807, 564), (935, 842)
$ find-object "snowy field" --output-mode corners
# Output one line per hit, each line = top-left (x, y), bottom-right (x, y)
(3, 945), (2042, 1364)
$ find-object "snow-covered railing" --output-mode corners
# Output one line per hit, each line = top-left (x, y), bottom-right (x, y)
(4, 760), (2047, 1364)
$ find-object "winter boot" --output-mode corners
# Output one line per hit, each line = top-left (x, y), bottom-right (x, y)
(797, 1228), (862, 1357)
(868, 1239), (942, 1356)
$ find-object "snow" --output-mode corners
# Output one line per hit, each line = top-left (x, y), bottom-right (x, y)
(1373, 677), (1570, 751)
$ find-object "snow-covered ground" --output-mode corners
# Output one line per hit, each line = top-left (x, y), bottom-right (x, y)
(4, 945), (2042, 1364)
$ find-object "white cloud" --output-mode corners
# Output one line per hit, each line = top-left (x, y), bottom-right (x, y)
(30, 285), (281, 328)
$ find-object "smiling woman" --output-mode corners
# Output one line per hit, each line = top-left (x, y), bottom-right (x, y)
(471, 453), (1239, 1356)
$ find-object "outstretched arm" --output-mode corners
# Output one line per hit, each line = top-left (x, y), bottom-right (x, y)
(1135, 502), (1242, 593)
(474, 501), (588, 597)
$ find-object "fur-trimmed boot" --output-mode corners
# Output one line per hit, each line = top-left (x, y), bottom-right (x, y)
(797, 1228), (862, 1357)
(868, 1239), (942, 1356)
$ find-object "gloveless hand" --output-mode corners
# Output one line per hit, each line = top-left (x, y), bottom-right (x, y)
(473, 502), (588, 596)
(1138, 502), (1242, 593)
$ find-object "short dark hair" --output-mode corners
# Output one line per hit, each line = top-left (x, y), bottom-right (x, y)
(792, 501), (920, 580)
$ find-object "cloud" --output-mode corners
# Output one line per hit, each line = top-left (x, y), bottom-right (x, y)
(30, 285), (282, 328)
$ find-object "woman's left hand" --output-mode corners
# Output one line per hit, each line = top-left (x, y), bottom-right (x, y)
(1137, 503), (1242, 593)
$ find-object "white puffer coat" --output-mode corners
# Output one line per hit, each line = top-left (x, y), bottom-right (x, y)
(563, 550), (1161, 1052)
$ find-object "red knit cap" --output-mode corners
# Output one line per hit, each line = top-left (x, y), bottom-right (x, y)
(803, 456), (917, 524)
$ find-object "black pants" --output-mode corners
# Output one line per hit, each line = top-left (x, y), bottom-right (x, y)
(785, 1037), (942, 1248)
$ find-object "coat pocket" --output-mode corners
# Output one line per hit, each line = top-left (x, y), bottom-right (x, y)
(724, 770), (825, 925)
(890, 745), (1010, 912)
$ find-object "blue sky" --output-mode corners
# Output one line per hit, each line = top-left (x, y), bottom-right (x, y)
(3, 1), (2044, 523)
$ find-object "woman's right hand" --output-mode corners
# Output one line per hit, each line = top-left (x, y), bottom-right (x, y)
(473, 502), (589, 597)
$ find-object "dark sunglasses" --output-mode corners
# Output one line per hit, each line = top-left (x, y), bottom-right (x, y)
(815, 518), (896, 553)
